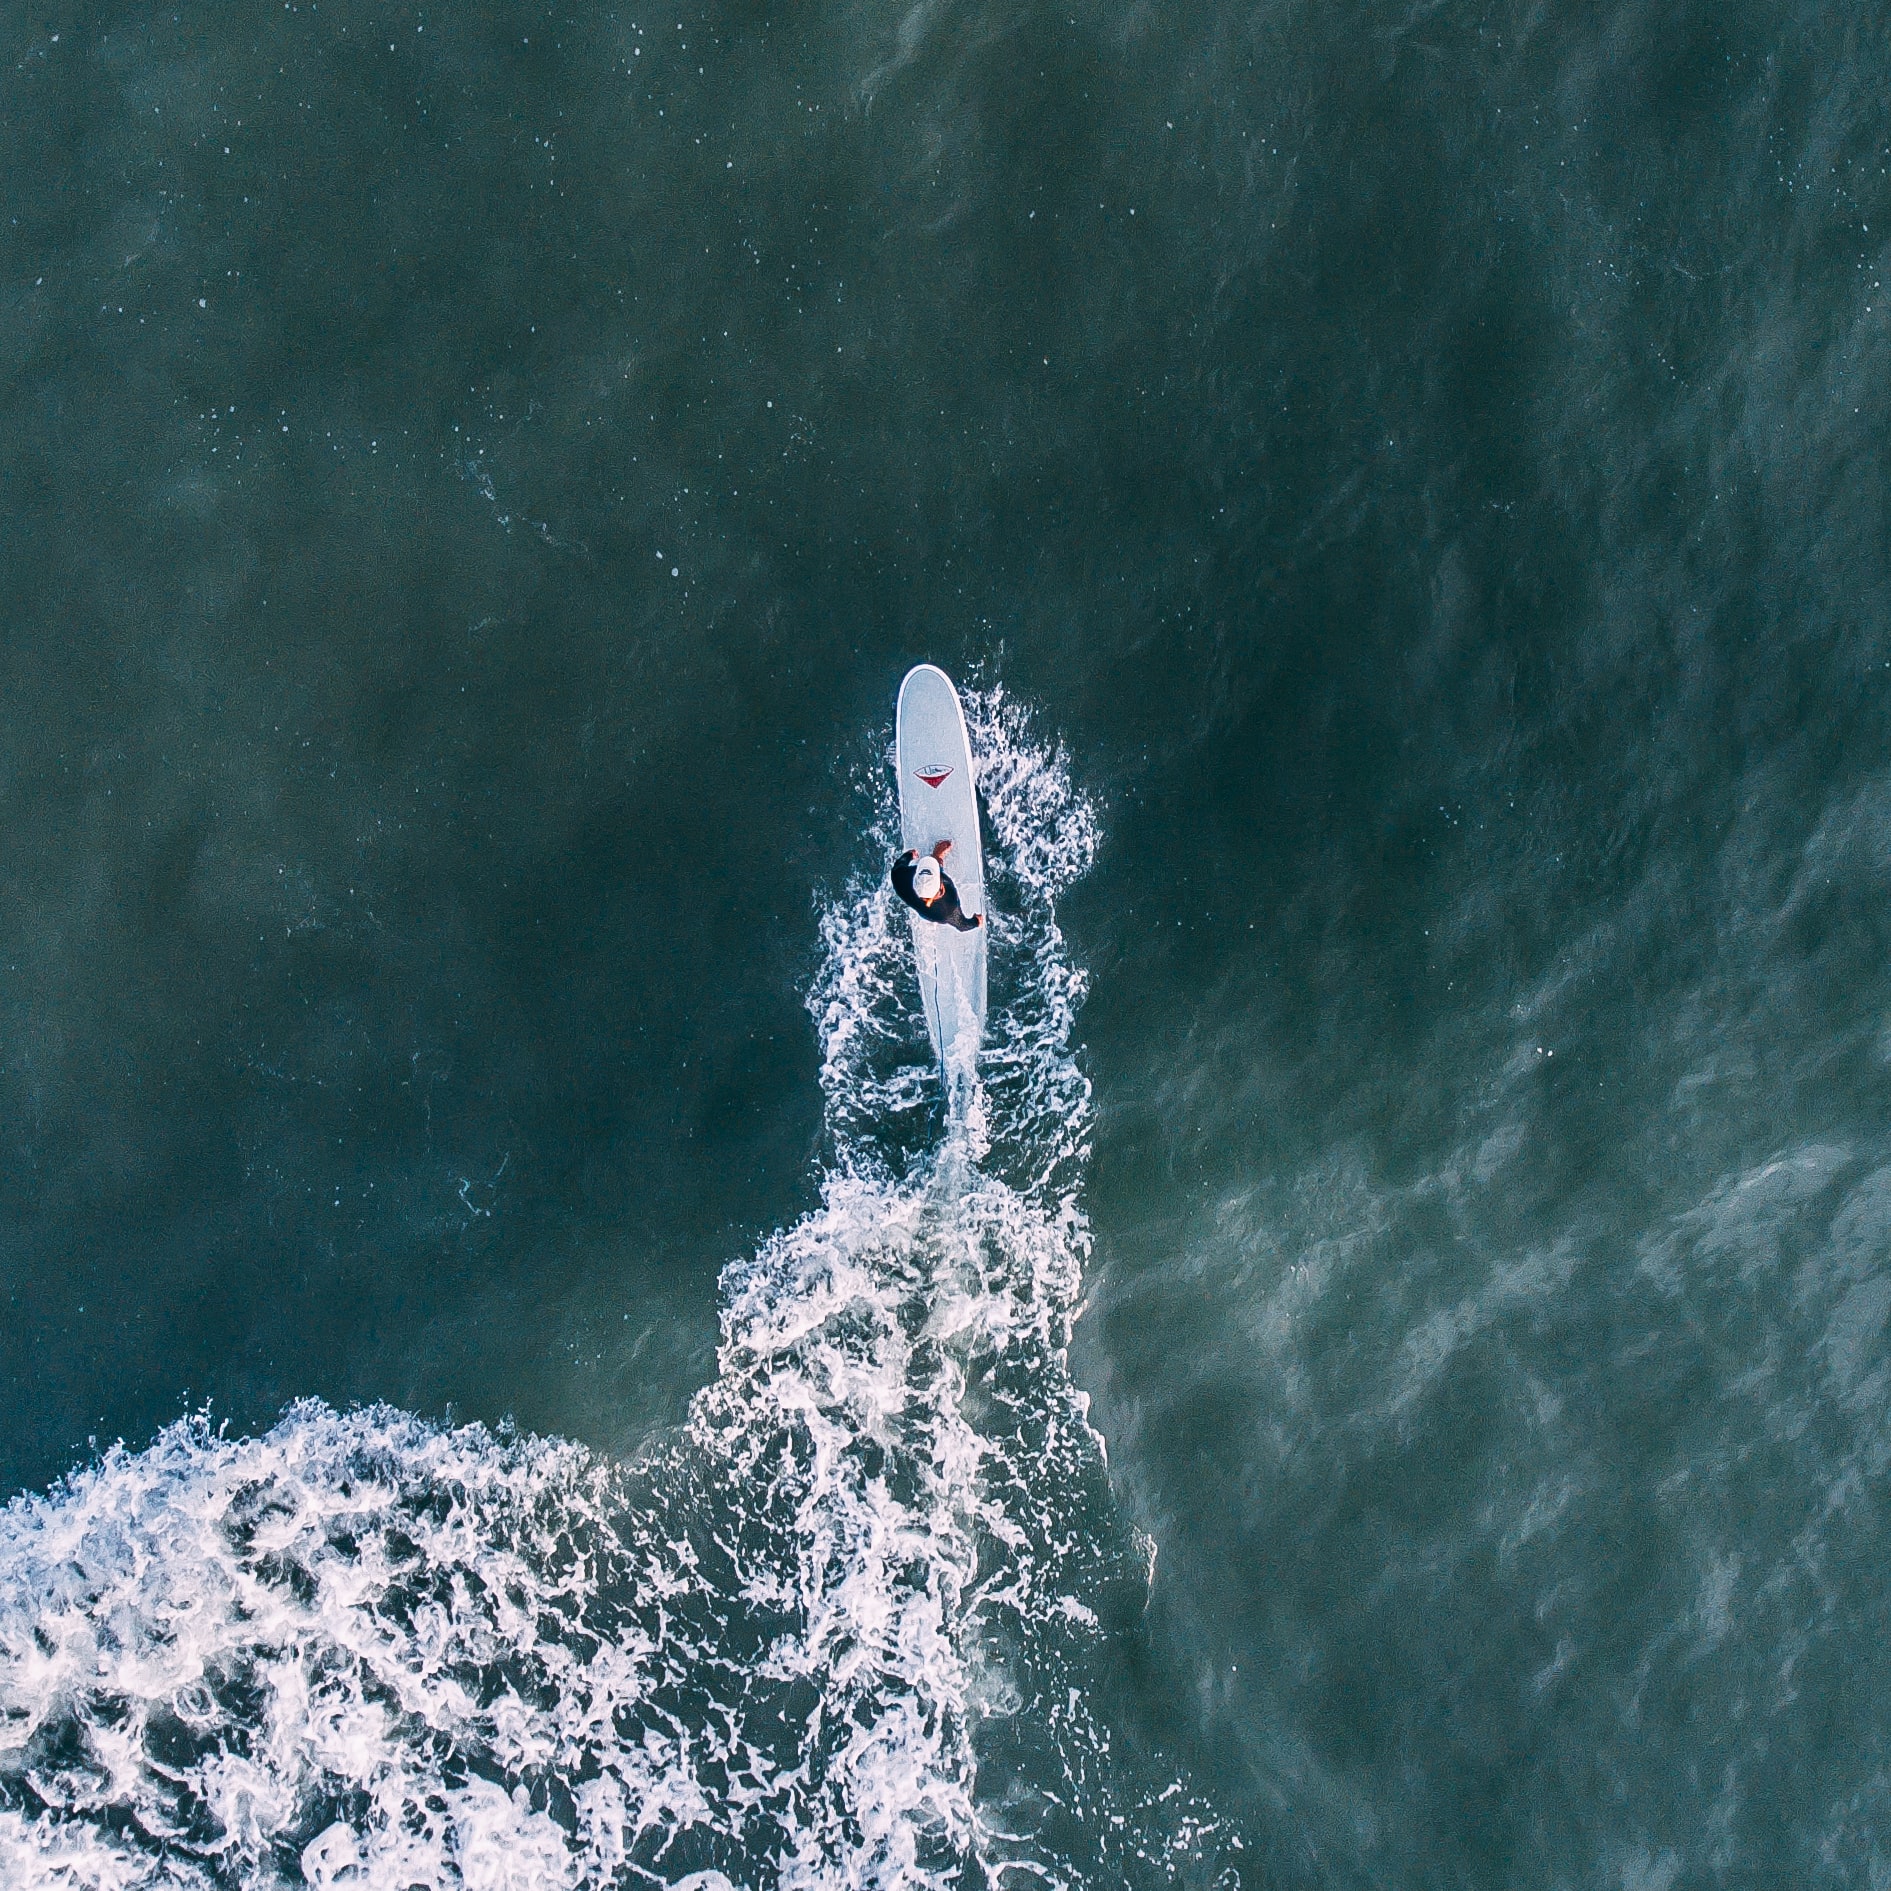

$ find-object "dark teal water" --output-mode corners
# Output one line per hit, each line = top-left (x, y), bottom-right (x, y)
(5, 0), (1891, 1883)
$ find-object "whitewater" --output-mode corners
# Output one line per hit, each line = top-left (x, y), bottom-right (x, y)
(0, 694), (1240, 1891)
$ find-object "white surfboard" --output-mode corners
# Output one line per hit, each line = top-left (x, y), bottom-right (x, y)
(895, 664), (987, 1085)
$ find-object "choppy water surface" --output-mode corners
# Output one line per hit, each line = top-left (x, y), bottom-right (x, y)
(1, 710), (1235, 1885)
(6, 0), (1891, 1883)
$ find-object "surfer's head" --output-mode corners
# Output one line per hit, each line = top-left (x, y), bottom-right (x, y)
(912, 856), (943, 901)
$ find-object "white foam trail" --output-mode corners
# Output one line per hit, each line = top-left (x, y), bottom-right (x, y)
(0, 689), (1240, 1889)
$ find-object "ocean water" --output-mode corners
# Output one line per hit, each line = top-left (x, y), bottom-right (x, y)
(4, 0), (1891, 1884)
(2, 707), (1241, 1885)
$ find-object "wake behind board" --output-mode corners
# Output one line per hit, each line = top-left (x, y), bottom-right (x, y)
(895, 664), (987, 1081)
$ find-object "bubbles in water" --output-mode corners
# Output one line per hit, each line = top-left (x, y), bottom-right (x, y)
(0, 691), (1240, 1888)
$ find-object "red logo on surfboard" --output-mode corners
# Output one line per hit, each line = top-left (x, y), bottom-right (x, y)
(916, 765), (953, 788)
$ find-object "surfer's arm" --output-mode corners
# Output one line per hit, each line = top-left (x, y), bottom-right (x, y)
(889, 852), (928, 916)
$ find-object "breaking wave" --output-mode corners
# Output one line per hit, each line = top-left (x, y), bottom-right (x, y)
(0, 692), (1240, 1890)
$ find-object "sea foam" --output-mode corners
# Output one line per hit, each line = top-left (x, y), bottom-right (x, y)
(0, 692), (1238, 1889)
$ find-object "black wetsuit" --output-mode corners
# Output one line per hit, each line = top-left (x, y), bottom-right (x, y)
(890, 851), (982, 931)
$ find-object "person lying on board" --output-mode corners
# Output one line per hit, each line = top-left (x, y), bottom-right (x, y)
(890, 839), (983, 931)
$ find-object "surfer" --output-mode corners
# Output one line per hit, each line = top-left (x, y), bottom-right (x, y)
(891, 840), (983, 931)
